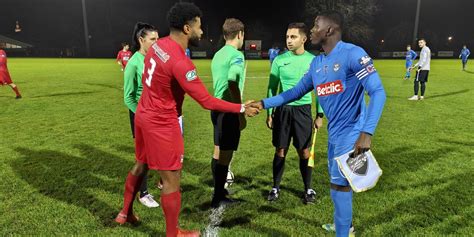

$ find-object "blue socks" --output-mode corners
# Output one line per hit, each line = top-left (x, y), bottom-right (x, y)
(330, 188), (353, 237)
(405, 71), (411, 78)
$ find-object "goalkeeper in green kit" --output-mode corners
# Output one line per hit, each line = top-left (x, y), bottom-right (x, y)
(123, 22), (160, 208)
(266, 23), (324, 204)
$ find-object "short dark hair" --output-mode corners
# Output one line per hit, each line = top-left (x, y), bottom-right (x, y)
(222, 18), (244, 40)
(319, 11), (344, 31)
(407, 44), (411, 47)
(121, 42), (129, 48)
(131, 22), (157, 51)
(167, 2), (202, 31)
(288, 22), (307, 36)
(418, 38), (426, 43)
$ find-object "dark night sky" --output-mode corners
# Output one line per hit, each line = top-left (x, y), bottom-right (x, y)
(0, 0), (472, 57)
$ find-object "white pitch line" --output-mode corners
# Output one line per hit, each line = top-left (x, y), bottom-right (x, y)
(203, 205), (226, 237)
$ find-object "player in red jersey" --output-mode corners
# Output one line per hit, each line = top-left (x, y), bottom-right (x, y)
(114, 2), (259, 236)
(116, 43), (132, 71)
(0, 48), (21, 99)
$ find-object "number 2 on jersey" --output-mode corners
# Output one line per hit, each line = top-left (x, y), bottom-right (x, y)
(145, 58), (156, 87)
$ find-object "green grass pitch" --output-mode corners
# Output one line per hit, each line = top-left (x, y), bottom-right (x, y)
(0, 58), (473, 236)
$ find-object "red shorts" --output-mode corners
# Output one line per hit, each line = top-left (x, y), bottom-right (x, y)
(134, 114), (184, 171)
(0, 70), (12, 85)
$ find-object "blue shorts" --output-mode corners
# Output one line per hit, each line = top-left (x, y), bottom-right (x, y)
(327, 138), (357, 187)
(405, 61), (413, 68)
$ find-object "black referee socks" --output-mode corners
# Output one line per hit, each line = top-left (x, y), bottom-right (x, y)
(272, 154), (285, 189)
(214, 163), (229, 197)
(299, 158), (312, 191)
(211, 157), (217, 184)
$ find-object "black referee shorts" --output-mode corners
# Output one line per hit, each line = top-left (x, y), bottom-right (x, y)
(129, 110), (135, 138)
(415, 70), (429, 83)
(272, 104), (312, 150)
(211, 111), (241, 151)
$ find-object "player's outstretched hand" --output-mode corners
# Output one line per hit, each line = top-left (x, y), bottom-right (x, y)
(244, 100), (255, 106)
(248, 101), (264, 110)
(244, 106), (259, 117)
(244, 100), (260, 117)
(353, 132), (372, 156)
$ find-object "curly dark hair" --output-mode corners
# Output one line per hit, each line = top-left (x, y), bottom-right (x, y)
(167, 2), (202, 31)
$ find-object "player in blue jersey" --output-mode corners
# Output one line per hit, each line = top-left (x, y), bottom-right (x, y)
(185, 48), (191, 59)
(459, 45), (470, 71)
(404, 45), (417, 80)
(268, 46), (280, 64)
(249, 11), (386, 237)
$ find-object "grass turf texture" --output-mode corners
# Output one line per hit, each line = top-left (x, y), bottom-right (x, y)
(0, 58), (473, 236)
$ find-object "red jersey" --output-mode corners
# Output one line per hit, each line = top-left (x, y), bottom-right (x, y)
(116, 50), (132, 67)
(137, 36), (241, 123)
(0, 50), (8, 71)
(0, 49), (12, 85)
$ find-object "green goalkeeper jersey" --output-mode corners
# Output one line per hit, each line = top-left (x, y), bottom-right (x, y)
(123, 51), (144, 113)
(211, 45), (245, 102)
(267, 50), (323, 116)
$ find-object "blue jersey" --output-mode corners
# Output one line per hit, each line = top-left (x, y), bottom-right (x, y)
(263, 41), (386, 145)
(406, 50), (417, 62)
(185, 48), (191, 59)
(268, 48), (280, 61)
(460, 48), (470, 61)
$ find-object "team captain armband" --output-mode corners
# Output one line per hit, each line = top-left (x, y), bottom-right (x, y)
(356, 63), (376, 80)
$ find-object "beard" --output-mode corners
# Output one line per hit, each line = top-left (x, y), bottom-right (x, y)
(189, 32), (201, 47)
(311, 37), (325, 51)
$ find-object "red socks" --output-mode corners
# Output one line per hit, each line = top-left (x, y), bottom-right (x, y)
(161, 191), (181, 237)
(121, 173), (182, 237)
(12, 86), (21, 97)
(121, 172), (143, 215)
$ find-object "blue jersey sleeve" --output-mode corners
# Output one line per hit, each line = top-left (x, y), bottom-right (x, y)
(350, 47), (386, 135)
(262, 62), (314, 109)
(411, 50), (417, 60)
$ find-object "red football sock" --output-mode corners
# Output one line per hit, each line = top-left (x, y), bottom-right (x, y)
(120, 172), (143, 215)
(12, 86), (21, 97)
(161, 191), (181, 237)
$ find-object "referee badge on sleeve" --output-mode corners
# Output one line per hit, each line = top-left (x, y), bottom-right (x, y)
(335, 150), (382, 192)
